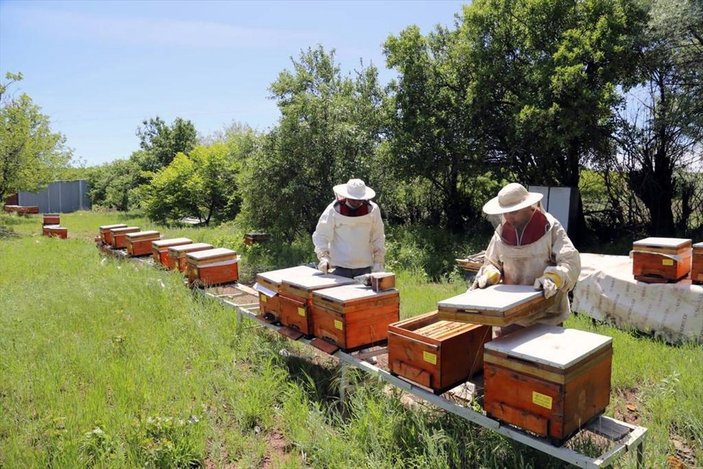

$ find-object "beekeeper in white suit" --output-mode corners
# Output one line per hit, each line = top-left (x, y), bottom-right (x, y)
(472, 183), (581, 333)
(312, 179), (385, 279)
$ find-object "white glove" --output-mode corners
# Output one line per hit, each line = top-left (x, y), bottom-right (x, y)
(371, 263), (383, 273)
(354, 273), (372, 286)
(469, 265), (501, 290)
(533, 270), (563, 299)
(317, 258), (330, 274)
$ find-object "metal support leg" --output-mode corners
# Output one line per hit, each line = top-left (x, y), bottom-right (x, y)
(339, 363), (349, 404)
(637, 440), (644, 469)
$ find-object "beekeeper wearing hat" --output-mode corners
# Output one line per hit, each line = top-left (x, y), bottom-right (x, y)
(472, 183), (581, 331)
(312, 179), (385, 279)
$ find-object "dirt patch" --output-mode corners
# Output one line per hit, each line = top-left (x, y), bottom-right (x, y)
(669, 431), (697, 468)
(261, 431), (289, 469)
(612, 387), (641, 425)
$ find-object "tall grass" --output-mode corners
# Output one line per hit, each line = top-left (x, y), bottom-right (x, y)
(1, 211), (701, 467)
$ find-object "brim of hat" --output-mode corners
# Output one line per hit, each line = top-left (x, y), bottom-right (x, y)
(333, 184), (376, 200)
(482, 192), (543, 215)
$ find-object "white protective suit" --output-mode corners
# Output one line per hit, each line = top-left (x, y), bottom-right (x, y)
(312, 201), (385, 270)
(480, 210), (581, 326)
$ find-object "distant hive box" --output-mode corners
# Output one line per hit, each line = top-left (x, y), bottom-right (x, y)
(186, 248), (239, 287)
(278, 273), (355, 336)
(254, 265), (320, 322)
(109, 226), (140, 249)
(43, 225), (68, 239)
(99, 224), (128, 245)
(483, 325), (612, 444)
(151, 238), (192, 268)
(437, 285), (556, 327)
(244, 232), (271, 245)
(692, 242), (703, 285)
(168, 243), (213, 272)
(42, 213), (60, 225)
(632, 237), (692, 283)
(125, 230), (161, 257)
(311, 283), (400, 351)
(388, 311), (491, 393)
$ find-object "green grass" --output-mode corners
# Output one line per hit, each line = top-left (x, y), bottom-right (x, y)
(1, 211), (701, 467)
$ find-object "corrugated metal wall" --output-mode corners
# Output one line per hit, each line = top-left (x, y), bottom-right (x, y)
(17, 180), (91, 213)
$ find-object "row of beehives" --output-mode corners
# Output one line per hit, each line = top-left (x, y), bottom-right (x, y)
(95, 223), (613, 444)
(4, 205), (39, 215)
(632, 237), (703, 284)
(41, 213), (68, 239)
(255, 264), (613, 444)
(96, 223), (239, 287)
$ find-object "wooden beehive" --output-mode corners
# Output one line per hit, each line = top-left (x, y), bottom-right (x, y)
(109, 226), (140, 249)
(692, 242), (703, 285)
(311, 283), (400, 351)
(42, 213), (60, 225)
(125, 230), (161, 257)
(483, 325), (612, 444)
(244, 232), (271, 245)
(151, 238), (193, 268)
(254, 265), (320, 322)
(99, 223), (128, 245)
(632, 237), (692, 283)
(278, 273), (355, 336)
(186, 248), (239, 287)
(43, 225), (68, 239)
(437, 285), (556, 327)
(388, 311), (491, 393)
(168, 243), (213, 272)
(370, 272), (396, 292)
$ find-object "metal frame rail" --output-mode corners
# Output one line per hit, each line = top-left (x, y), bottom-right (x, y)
(200, 284), (647, 469)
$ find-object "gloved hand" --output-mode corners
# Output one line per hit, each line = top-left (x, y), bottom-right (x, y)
(317, 257), (330, 274)
(469, 265), (501, 290)
(354, 273), (372, 286)
(533, 270), (564, 299)
(371, 263), (383, 273)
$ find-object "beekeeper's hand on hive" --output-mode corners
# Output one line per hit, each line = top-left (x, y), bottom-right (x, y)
(469, 265), (501, 290)
(533, 267), (566, 299)
(312, 179), (386, 279)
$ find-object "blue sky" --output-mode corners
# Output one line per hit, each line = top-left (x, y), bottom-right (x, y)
(1, 0), (466, 166)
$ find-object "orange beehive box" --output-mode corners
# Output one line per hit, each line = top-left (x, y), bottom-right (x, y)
(311, 283), (400, 351)
(632, 237), (692, 283)
(43, 225), (68, 239)
(168, 243), (213, 272)
(437, 285), (556, 326)
(692, 242), (703, 285)
(278, 273), (355, 337)
(151, 238), (193, 268)
(186, 248), (239, 287)
(110, 226), (140, 249)
(42, 213), (60, 225)
(99, 223), (128, 245)
(388, 311), (491, 393)
(254, 265), (320, 322)
(125, 230), (161, 257)
(484, 325), (612, 444)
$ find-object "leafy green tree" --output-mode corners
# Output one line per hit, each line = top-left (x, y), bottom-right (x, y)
(87, 158), (140, 211)
(614, 0), (703, 235)
(238, 46), (385, 237)
(0, 72), (72, 202)
(136, 116), (197, 172)
(143, 152), (198, 224)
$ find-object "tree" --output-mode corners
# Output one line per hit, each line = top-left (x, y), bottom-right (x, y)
(0, 72), (72, 202)
(87, 158), (140, 211)
(136, 116), (197, 172)
(238, 46), (385, 237)
(614, 0), (703, 235)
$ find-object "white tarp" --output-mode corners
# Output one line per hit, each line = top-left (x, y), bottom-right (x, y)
(572, 253), (703, 344)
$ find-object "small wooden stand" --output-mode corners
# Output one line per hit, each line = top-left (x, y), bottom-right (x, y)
(151, 238), (193, 268)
